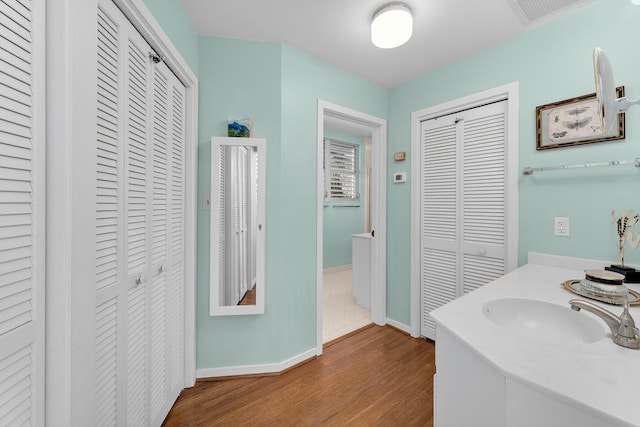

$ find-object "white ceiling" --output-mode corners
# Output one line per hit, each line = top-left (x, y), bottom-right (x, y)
(180, 0), (597, 89)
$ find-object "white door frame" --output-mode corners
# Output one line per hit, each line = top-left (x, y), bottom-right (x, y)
(409, 82), (519, 338)
(316, 100), (387, 355)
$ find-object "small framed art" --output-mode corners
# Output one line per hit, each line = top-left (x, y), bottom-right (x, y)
(536, 86), (625, 150)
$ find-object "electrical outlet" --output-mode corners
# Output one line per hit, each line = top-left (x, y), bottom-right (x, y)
(554, 217), (570, 237)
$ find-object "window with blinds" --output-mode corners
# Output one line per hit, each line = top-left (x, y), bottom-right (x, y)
(324, 139), (359, 201)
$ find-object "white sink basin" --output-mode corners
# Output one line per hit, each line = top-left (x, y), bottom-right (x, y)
(482, 298), (606, 345)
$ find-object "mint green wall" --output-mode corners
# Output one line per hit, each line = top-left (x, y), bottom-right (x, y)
(195, 38), (387, 369)
(143, 0), (199, 74)
(386, 0), (640, 325)
(323, 130), (366, 269)
(273, 45), (387, 361)
(195, 36), (283, 367)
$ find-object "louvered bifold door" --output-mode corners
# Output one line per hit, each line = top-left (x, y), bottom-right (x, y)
(419, 115), (460, 340)
(166, 71), (185, 405)
(149, 62), (169, 426)
(124, 18), (151, 427)
(95, 3), (124, 426)
(461, 100), (507, 294)
(149, 60), (185, 427)
(0, 0), (44, 425)
(95, 3), (186, 425)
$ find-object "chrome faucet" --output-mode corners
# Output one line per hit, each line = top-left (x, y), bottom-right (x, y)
(570, 298), (640, 349)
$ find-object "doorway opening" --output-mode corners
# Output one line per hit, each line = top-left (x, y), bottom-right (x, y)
(316, 100), (387, 355)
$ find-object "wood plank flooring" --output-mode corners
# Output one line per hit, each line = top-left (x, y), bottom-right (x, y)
(163, 325), (436, 426)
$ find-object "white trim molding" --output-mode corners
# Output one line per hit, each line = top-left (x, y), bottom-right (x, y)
(409, 82), (519, 338)
(196, 348), (317, 379)
(385, 318), (411, 335)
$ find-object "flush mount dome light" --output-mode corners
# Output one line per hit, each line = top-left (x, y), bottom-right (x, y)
(371, 2), (413, 49)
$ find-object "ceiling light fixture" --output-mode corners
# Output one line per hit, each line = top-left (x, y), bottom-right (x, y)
(371, 2), (413, 49)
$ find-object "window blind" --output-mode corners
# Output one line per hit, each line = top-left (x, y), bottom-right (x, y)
(324, 139), (359, 201)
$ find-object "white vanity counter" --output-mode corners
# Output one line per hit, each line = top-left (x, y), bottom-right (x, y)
(431, 255), (640, 427)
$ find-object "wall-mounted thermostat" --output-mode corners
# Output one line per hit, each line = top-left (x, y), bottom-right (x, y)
(393, 172), (407, 183)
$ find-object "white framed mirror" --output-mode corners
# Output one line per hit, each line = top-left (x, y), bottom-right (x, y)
(210, 136), (266, 315)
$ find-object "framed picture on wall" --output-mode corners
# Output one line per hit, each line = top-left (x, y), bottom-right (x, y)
(536, 86), (625, 150)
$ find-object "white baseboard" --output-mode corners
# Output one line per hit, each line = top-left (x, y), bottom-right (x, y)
(323, 264), (352, 274)
(386, 318), (411, 335)
(196, 348), (317, 379)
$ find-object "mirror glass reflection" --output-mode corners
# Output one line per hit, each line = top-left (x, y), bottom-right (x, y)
(210, 137), (265, 315)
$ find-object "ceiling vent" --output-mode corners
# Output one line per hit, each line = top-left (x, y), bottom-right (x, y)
(507, 0), (596, 24)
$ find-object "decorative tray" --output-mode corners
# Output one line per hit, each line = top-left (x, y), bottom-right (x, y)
(562, 279), (640, 306)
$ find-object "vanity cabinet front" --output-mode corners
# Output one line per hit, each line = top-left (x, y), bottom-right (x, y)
(435, 328), (618, 427)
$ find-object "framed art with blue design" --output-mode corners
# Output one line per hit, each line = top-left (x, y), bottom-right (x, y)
(228, 117), (252, 138)
(536, 86), (625, 150)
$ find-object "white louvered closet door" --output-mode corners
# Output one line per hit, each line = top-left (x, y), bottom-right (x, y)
(95, 1), (186, 426)
(95, 4), (122, 426)
(420, 100), (508, 340)
(166, 60), (186, 419)
(0, 0), (44, 425)
(419, 114), (459, 340)
(125, 15), (150, 427)
(461, 101), (507, 294)
(149, 59), (186, 427)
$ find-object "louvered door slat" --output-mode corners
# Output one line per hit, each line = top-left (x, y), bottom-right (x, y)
(150, 272), (166, 421)
(0, 345), (32, 424)
(168, 81), (185, 391)
(94, 7), (120, 427)
(151, 69), (168, 267)
(0, 9), (30, 47)
(96, 6), (120, 296)
(149, 64), (169, 423)
(0, 0), (41, 423)
(94, 298), (118, 427)
(421, 248), (457, 339)
(463, 105), (506, 249)
(126, 283), (146, 426)
(123, 24), (151, 427)
(127, 39), (147, 277)
(421, 120), (457, 242)
(420, 116), (459, 339)
(463, 254), (505, 294)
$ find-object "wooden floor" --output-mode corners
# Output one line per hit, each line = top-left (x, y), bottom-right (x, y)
(163, 325), (436, 426)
